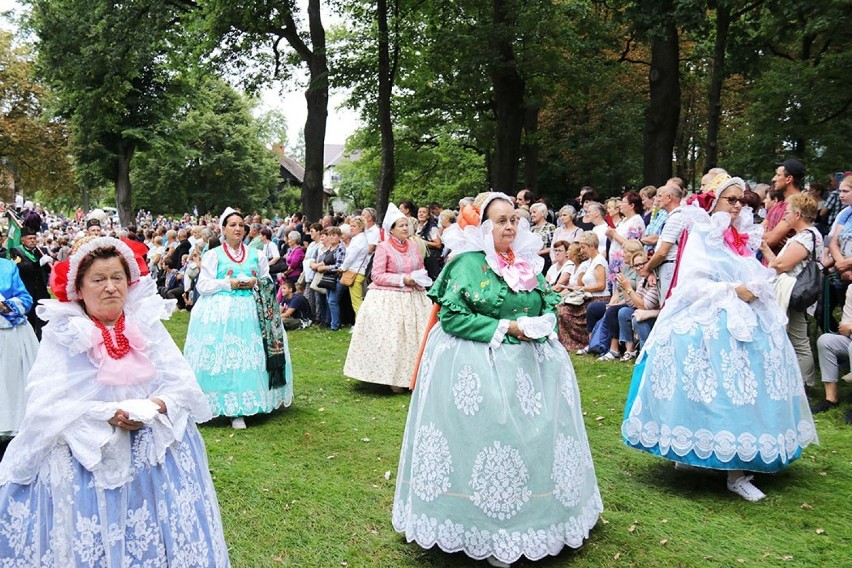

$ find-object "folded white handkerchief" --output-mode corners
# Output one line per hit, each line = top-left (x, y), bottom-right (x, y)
(516, 313), (557, 339)
(118, 399), (161, 424)
(411, 268), (433, 288)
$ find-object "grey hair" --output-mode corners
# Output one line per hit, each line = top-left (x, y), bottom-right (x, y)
(287, 231), (301, 242)
(559, 204), (576, 218)
(530, 202), (548, 215)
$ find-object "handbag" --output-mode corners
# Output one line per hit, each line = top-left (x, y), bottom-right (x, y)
(789, 229), (823, 311)
(317, 270), (339, 290)
(340, 270), (357, 287)
(561, 289), (588, 306)
(309, 272), (327, 295)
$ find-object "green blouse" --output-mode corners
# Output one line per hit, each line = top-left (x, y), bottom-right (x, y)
(427, 251), (561, 344)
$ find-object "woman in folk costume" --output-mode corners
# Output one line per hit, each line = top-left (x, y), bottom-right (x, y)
(184, 207), (292, 429)
(393, 192), (602, 567)
(343, 204), (433, 393)
(0, 236), (229, 565)
(0, 258), (38, 443)
(621, 177), (818, 502)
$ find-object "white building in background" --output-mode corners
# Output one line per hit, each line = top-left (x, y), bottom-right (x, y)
(323, 144), (361, 193)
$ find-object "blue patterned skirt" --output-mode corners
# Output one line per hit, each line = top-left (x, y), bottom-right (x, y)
(622, 310), (818, 472)
(0, 425), (229, 566)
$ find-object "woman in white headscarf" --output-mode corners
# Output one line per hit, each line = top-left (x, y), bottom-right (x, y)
(622, 178), (817, 502)
(393, 192), (601, 567)
(184, 207), (293, 429)
(343, 204), (432, 393)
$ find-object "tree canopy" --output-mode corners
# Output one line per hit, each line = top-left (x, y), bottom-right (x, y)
(8, 0), (850, 217)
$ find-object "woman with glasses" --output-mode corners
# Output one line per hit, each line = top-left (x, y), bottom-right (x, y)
(545, 239), (574, 288)
(605, 192), (645, 288)
(622, 177), (817, 502)
(760, 193), (823, 387)
(612, 251), (660, 360)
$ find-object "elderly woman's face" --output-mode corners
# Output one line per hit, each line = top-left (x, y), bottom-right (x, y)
(390, 218), (409, 240)
(713, 186), (745, 218)
(222, 215), (244, 243)
(487, 199), (518, 252)
(417, 207), (430, 222)
(560, 209), (574, 224)
(530, 207), (544, 224)
(78, 257), (128, 325)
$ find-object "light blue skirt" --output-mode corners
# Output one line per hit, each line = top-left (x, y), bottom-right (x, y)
(184, 291), (292, 417)
(393, 326), (602, 565)
(0, 425), (229, 566)
(622, 310), (818, 472)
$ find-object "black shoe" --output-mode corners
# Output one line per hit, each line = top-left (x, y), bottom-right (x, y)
(810, 399), (839, 414)
(845, 408), (852, 425)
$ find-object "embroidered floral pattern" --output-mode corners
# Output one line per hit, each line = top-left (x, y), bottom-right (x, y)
(560, 368), (576, 407)
(411, 424), (453, 502)
(0, 428), (229, 567)
(515, 368), (542, 416)
(453, 365), (483, 416)
(721, 342), (757, 405)
(682, 343), (717, 403)
(534, 341), (556, 363)
(649, 342), (676, 400)
(762, 348), (789, 401)
(551, 434), (584, 507)
(469, 442), (531, 520)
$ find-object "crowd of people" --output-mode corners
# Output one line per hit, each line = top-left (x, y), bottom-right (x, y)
(0, 157), (848, 566)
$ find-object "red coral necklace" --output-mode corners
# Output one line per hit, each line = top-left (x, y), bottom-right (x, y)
(496, 248), (515, 265)
(223, 242), (246, 263)
(91, 313), (131, 359)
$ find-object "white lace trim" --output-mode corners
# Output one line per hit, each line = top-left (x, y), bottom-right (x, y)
(623, 400), (817, 465)
(442, 217), (544, 276)
(392, 493), (602, 563)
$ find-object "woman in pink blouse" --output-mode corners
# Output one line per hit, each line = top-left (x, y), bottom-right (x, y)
(343, 204), (432, 392)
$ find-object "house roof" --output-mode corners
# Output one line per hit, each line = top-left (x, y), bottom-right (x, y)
(277, 153), (305, 183)
(323, 144), (346, 168)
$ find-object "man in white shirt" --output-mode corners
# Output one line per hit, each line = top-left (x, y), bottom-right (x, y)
(362, 207), (380, 254)
(639, 184), (684, 302)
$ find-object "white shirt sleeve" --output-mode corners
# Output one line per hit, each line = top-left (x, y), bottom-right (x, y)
(256, 252), (270, 279)
(195, 249), (230, 295)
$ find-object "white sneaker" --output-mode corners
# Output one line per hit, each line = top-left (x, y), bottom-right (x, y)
(727, 475), (765, 502)
(231, 417), (247, 430)
(486, 556), (511, 568)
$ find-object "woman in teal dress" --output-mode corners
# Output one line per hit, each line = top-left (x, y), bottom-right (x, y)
(184, 208), (292, 429)
(393, 193), (602, 568)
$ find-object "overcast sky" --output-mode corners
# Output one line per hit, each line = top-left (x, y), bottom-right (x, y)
(0, 0), (360, 146)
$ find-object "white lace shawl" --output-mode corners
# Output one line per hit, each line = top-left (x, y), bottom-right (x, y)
(442, 217), (545, 277)
(0, 278), (212, 489)
(654, 205), (785, 344)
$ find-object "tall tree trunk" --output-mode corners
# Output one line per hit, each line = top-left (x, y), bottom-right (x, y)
(490, 0), (525, 194)
(705, 3), (730, 170)
(375, 0), (395, 222)
(643, 21), (680, 187)
(300, 0), (328, 223)
(523, 106), (539, 194)
(115, 141), (134, 227)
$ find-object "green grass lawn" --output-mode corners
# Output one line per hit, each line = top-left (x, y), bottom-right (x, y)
(164, 313), (851, 567)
